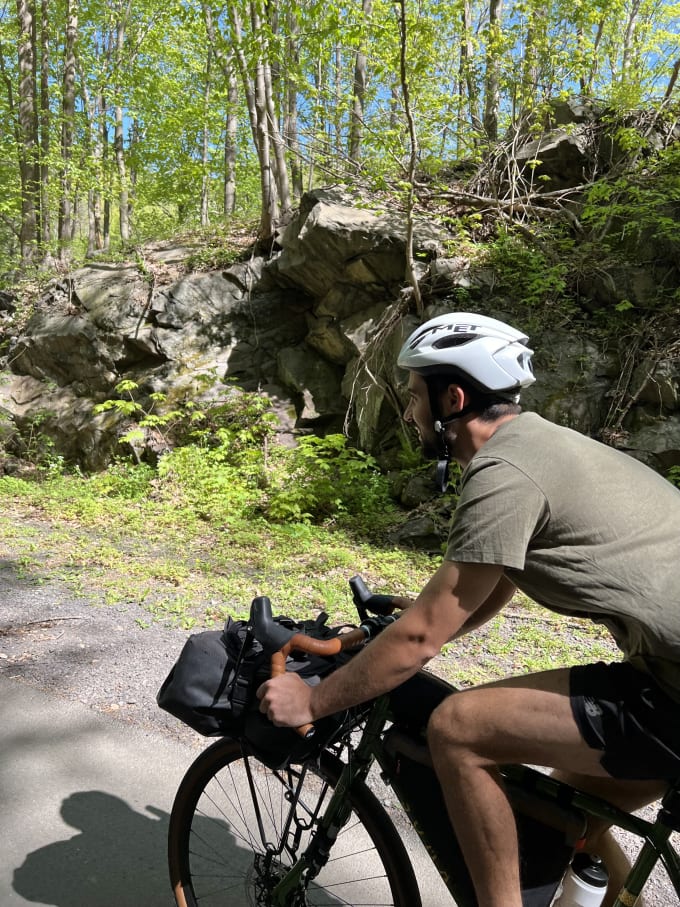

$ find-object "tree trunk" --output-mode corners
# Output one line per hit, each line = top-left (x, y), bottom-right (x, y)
(284, 11), (302, 201)
(519, 14), (539, 120)
(114, 16), (130, 244)
(483, 0), (503, 142)
(101, 94), (111, 251)
(38, 0), (51, 249)
(201, 51), (212, 227)
(582, 18), (605, 95)
(334, 45), (342, 160)
(78, 61), (104, 256)
(348, 0), (372, 167)
(396, 0), (422, 314)
(664, 59), (680, 102)
(226, 2), (279, 237)
(460, 0), (482, 141)
(249, 1), (291, 218)
(224, 57), (238, 215)
(58, 0), (77, 261)
(621, 0), (642, 82)
(202, 4), (238, 216)
(16, 0), (38, 264)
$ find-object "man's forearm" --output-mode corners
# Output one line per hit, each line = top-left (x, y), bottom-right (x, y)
(309, 608), (442, 720)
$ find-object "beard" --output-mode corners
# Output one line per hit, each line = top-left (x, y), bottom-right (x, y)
(421, 434), (440, 460)
(419, 420), (459, 461)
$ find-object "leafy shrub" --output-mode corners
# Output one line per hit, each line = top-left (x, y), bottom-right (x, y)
(667, 466), (680, 490)
(263, 434), (395, 532)
(87, 461), (156, 499)
(156, 445), (261, 524)
(483, 229), (569, 312)
(581, 143), (680, 264)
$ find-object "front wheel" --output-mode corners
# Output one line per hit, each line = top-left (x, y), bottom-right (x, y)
(168, 737), (421, 907)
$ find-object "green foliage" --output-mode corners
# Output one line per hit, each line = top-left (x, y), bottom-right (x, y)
(3, 0), (679, 274)
(263, 434), (396, 530)
(94, 380), (397, 535)
(186, 239), (248, 272)
(581, 142), (680, 267)
(94, 380), (185, 447)
(10, 411), (64, 474)
(87, 461), (156, 499)
(667, 466), (680, 490)
(482, 229), (570, 314)
(152, 430), (397, 537)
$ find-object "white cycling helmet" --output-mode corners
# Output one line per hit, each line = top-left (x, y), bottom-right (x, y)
(397, 312), (535, 396)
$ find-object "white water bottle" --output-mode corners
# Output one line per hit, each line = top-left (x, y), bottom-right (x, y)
(553, 853), (609, 907)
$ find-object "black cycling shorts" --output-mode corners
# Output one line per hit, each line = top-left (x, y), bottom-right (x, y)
(570, 661), (680, 781)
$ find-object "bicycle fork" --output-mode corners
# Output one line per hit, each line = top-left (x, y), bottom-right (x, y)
(270, 701), (392, 905)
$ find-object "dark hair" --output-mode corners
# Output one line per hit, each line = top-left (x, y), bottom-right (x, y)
(425, 371), (521, 423)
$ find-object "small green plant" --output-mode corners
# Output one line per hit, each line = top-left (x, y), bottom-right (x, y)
(667, 466), (680, 489)
(483, 228), (569, 313)
(88, 460), (156, 499)
(94, 380), (186, 447)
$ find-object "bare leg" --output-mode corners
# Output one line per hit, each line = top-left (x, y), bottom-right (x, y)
(427, 669), (619, 907)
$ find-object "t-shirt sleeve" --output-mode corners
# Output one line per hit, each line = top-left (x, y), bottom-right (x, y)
(444, 457), (549, 570)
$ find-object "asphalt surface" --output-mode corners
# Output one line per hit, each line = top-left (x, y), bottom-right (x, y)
(0, 562), (448, 907)
(1, 675), (195, 906)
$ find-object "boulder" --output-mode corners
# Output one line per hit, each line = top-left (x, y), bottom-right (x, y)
(514, 128), (594, 191)
(275, 189), (444, 299)
(0, 178), (679, 486)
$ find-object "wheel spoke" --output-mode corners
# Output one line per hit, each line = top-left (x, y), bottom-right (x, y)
(168, 738), (420, 906)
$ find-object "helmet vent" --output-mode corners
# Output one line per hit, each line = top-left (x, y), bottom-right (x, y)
(432, 334), (475, 349)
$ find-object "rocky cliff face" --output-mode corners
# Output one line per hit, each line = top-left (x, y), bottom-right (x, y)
(1, 127), (679, 482)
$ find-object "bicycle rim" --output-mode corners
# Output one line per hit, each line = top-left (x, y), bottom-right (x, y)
(168, 737), (420, 907)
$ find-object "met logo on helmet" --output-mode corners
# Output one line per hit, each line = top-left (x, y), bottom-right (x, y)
(410, 322), (478, 349)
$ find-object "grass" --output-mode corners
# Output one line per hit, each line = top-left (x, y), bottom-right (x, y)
(0, 471), (436, 630)
(0, 467), (619, 684)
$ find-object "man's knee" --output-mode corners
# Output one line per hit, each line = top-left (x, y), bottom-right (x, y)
(426, 690), (475, 752)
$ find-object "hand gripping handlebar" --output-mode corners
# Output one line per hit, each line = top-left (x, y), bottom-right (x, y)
(250, 580), (398, 738)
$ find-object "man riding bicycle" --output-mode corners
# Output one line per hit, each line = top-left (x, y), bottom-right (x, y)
(258, 311), (680, 907)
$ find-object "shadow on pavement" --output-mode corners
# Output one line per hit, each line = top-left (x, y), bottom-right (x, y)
(13, 791), (174, 907)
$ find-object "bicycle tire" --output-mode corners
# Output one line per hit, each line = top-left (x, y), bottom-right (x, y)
(168, 736), (422, 907)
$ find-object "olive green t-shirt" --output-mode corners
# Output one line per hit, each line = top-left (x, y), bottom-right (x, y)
(445, 413), (680, 700)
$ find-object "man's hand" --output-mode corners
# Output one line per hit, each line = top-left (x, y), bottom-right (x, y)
(256, 673), (314, 728)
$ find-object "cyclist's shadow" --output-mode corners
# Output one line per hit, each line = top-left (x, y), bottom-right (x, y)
(13, 791), (172, 907)
(13, 790), (185, 907)
(14, 789), (347, 907)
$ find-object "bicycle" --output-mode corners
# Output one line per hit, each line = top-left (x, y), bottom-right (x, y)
(167, 577), (680, 907)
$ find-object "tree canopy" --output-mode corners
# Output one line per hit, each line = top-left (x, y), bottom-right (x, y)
(0, 0), (678, 273)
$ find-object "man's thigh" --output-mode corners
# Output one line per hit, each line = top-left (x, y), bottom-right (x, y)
(427, 667), (612, 777)
(429, 663), (680, 783)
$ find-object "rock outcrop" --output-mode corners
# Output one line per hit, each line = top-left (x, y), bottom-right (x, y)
(1, 112), (679, 486)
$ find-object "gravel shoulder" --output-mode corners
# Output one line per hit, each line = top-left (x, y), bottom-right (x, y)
(0, 557), (204, 748)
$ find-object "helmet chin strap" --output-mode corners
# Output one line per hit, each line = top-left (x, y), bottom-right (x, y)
(432, 404), (476, 493)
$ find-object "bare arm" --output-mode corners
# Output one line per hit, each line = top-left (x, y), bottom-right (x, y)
(450, 574), (516, 638)
(257, 560), (505, 727)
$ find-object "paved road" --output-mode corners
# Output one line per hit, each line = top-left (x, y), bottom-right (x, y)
(1, 675), (452, 907)
(1, 676), (198, 907)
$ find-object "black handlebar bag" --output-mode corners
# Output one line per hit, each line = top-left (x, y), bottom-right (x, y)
(157, 612), (356, 739)
(156, 617), (264, 736)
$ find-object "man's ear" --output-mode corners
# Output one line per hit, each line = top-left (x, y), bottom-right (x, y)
(446, 383), (467, 414)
